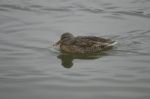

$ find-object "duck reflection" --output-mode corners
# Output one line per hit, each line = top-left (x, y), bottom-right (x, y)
(57, 52), (107, 68)
(57, 54), (74, 68)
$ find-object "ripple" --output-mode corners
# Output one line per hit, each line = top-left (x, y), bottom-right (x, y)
(80, 8), (105, 14)
(49, 42), (60, 54)
(115, 11), (150, 18)
(42, 7), (70, 12)
(0, 4), (32, 11)
(131, 0), (150, 3)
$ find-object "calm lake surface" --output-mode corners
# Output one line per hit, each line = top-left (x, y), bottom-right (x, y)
(0, 0), (150, 99)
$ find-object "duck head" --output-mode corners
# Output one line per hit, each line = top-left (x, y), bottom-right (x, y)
(60, 32), (74, 41)
(55, 32), (74, 45)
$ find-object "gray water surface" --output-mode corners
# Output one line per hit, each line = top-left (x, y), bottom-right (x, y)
(0, 0), (150, 99)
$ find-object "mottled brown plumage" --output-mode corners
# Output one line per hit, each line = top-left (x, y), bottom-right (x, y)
(54, 32), (117, 54)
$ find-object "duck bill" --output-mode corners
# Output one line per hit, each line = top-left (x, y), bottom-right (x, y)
(53, 40), (60, 46)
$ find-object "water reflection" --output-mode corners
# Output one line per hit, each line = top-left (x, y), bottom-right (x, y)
(57, 52), (107, 68)
(57, 54), (74, 68)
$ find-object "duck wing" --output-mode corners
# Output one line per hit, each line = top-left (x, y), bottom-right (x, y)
(74, 39), (96, 47)
(76, 36), (114, 43)
(73, 37), (107, 47)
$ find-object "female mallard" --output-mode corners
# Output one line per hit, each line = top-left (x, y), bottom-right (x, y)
(54, 32), (117, 54)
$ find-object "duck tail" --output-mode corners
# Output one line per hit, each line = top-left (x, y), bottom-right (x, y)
(107, 41), (118, 47)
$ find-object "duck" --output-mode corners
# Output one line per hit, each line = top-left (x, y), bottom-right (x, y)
(54, 32), (117, 54)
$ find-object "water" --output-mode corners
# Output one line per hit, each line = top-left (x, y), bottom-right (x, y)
(0, 0), (150, 99)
